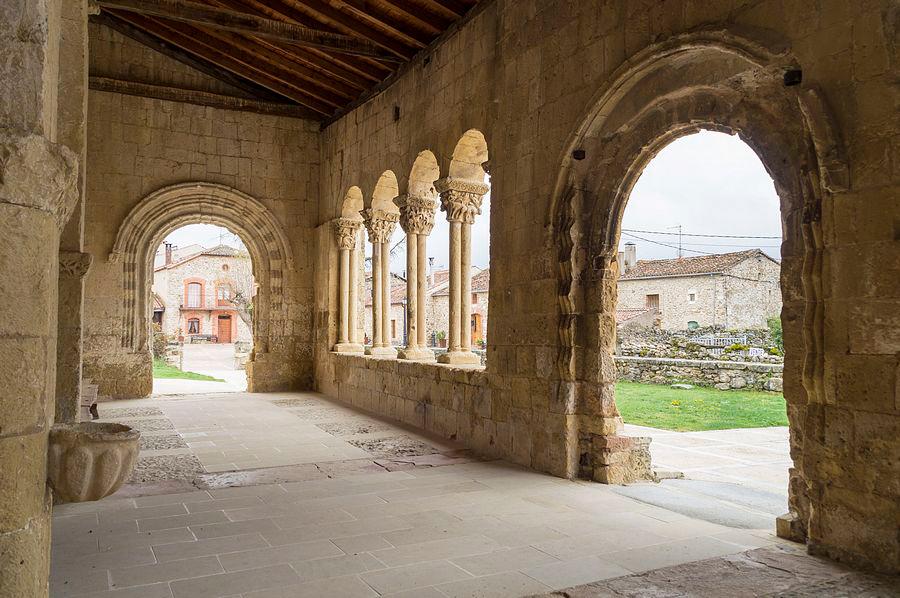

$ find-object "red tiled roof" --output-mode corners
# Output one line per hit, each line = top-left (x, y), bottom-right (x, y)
(364, 273), (407, 306)
(615, 308), (648, 324)
(471, 269), (490, 293)
(620, 249), (773, 279)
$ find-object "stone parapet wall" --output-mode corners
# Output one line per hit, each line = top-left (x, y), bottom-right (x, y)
(616, 356), (783, 392)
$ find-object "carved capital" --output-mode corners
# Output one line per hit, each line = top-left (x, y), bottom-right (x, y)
(332, 217), (362, 250)
(361, 208), (399, 243)
(59, 250), (93, 279)
(394, 194), (437, 235)
(435, 177), (489, 224)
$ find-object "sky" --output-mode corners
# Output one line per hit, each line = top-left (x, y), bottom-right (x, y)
(619, 130), (782, 261)
(158, 130), (780, 273)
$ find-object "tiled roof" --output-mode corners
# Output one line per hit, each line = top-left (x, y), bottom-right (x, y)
(615, 308), (648, 324)
(154, 243), (247, 271)
(364, 273), (407, 306)
(471, 269), (490, 293)
(620, 249), (772, 279)
(202, 244), (243, 257)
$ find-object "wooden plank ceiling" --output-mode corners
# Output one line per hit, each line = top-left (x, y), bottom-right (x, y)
(92, 0), (480, 121)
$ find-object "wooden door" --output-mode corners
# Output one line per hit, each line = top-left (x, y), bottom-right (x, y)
(646, 294), (660, 312)
(217, 316), (232, 343)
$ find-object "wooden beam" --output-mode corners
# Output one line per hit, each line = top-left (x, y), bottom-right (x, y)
(91, 12), (284, 102)
(113, 11), (337, 115)
(377, 1), (449, 35)
(424, 0), (471, 19)
(89, 76), (321, 119)
(333, 0), (436, 45)
(95, 0), (401, 60)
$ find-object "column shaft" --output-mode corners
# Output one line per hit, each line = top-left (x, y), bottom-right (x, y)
(338, 248), (350, 344)
(460, 223), (473, 352)
(371, 243), (383, 348)
(380, 241), (392, 347)
(417, 234), (428, 348)
(447, 221), (462, 353)
(348, 239), (360, 344)
(405, 232), (418, 350)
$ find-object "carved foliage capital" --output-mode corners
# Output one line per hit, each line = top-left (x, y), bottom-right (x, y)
(394, 194), (437, 235)
(59, 250), (93, 279)
(333, 217), (362, 250)
(361, 208), (399, 243)
(435, 178), (489, 225)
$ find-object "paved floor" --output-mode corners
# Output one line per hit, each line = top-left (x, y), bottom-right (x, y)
(53, 391), (790, 598)
(153, 343), (247, 395)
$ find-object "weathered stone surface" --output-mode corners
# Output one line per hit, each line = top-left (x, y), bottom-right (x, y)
(47, 422), (140, 502)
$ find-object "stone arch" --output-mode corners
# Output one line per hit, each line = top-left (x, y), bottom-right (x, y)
(448, 129), (489, 182)
(340, 186), (365, 220)
(110, 182), (293, 390)
(408, 150), (441, 198)
(547, 29), (846, 545)
(369, 170), (401, 213)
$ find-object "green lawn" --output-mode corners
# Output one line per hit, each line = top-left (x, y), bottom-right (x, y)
(615, 381), (788, 432)
(152, 358), (225, 382)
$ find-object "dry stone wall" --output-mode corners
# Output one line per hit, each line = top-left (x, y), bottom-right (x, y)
(616, 356), (783, 392)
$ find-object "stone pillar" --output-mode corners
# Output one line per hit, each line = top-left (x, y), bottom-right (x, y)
(362, 208), (398, 357)
(56, 251), (92, 422)
(348, 227), (362, 345)
(435, 177), (489, 365)
(332, 218), (363, 353)
(1, 2), (80, 594)
(395, 194), (437, 361)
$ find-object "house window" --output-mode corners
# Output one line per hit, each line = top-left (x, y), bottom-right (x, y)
(186, 282), (202, 307)
(217, 284), (232, 306)
(646, 294), (660, 311)
(688, 320), (699, 330)
(391, 319), (396, 339)
(187, 318), (200, 334)
(472, 293), (478, 304)
(688, 291), (696, 303)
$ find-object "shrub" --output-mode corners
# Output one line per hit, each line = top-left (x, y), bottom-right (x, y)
(152, 323), (169, 358)
(767, 316), (784, 352)
(723, 343), (750, 353)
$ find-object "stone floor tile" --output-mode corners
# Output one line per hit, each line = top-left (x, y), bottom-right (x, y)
(289, 553), (385, 581)
(482, 525), (570, 547)
(98, 528), (196, 552)
(261, 515), (411, 546)
(217, 539), (344, 572)
(522, 555), (632, 589)
(152, 533), (269, 562)
(451, 546), (561, 576)
(138, 510), (229, 532)
(361, 560), (473, 594)
(381, 588), (447, 598)
(185, 496), (263, 513)
(132, 491), (212, 508)
(50, 568), (111, 597)
(99, 503), (189, 525)
(190, 517), (280, 540)
(372, 535), (501, 567)
(110, 555), (223, 588)
(169, 564), (301, 598)
(242, 575), (379, 598)
(330, 533), (394, 554)
(531, 528), (670, 561)
(601, 536), (748, 573)
(70, 582), (174, 598)
(435, 571), (552, 597)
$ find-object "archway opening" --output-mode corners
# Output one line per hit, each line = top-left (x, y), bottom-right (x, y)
(151, 223), (256, 394)
(613, 130), (788, 521)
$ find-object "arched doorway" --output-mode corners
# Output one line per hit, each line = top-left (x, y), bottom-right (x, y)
(104, 182), (295, 395)
(549, 32), (847, 550)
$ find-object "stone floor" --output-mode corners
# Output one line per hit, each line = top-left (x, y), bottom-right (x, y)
(50, 392), (865, 598)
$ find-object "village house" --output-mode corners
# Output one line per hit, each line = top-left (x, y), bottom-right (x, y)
(617, 244), (781, 331)
(152, 243), (254, 344)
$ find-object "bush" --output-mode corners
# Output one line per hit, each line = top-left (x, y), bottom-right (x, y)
(723, 343), (750, 353)
(152, 323), (169, 358)
(767, 316), (783, 352)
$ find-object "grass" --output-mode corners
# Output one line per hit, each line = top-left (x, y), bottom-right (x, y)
(152, 358), (225, 382)
(615, 381), (788, 432)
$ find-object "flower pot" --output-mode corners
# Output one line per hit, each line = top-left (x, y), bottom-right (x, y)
(47, 422), (141, 503)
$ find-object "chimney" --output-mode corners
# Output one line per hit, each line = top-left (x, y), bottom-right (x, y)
(616, 251), (625, 274)
(164, 243), (173, 266)
(623, 242), (636, 271)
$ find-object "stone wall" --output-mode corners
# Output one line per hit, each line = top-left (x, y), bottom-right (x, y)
(83, 24), (320, 397)
(616, 356), (783, 392)
(314, 0), (900, 572)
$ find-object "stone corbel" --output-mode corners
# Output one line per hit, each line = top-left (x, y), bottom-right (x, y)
(58, 250), (93, 279)
(394, 194), (437, 235)
(435, 177), (489, 224)
(360, 208), (399, 243)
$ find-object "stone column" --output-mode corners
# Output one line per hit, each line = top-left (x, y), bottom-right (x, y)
(56, 251), (92, 422)
(1, 3), (80, 595)
(435, 178), (489, 365)
(362, 208), (398, 357)
(395, 194), (437, 361)
(348, 227), (362, 345)
(332, 218), (363, 353)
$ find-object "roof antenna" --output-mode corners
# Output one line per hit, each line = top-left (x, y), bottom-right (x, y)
(668, 224), (683, 258)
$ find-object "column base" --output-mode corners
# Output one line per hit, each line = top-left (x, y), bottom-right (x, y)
(397, 347), (436, 361)
(333, 343), (365, 354)
(437, 350), (481, 365)
(366, 345), (398, 358)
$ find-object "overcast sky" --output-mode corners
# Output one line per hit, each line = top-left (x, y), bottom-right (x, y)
(158, 131), (780, 272)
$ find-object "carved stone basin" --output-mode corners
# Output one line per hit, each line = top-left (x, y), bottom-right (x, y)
(48, 422), (141, 502)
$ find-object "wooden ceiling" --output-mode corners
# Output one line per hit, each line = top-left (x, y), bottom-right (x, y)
(91, 0), (480, 122)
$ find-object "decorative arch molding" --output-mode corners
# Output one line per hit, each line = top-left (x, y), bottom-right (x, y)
(546, 28), (847, 545)
(110, 182), (293, 360)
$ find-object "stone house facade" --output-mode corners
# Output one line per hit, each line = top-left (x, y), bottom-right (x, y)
(617, 248), (781, 331)
(152, 244), (253, 344)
